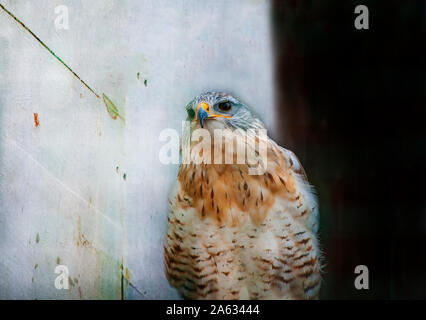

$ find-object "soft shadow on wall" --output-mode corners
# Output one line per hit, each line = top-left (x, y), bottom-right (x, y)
(271, 0), (426, 299)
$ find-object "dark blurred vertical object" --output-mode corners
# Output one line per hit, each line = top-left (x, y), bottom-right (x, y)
(272, 0), (426, 299)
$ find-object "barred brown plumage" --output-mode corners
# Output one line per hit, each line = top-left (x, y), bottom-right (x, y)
(165, 92), (322, 300)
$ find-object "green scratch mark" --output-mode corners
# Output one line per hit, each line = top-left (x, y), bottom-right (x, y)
(103, 94), (124, 121)
(0, 3), (100, 99)
(36, 233), (40, 243)
(0, 3), (126, 121)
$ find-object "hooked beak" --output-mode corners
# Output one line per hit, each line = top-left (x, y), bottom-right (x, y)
(195, 101), (232, 128)
(196, 102), (210, 128)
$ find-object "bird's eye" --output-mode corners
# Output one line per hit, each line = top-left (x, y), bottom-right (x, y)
(218, 101), (232, 112)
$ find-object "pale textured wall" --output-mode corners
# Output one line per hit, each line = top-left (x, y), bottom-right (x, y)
(0, 0), (275, 299)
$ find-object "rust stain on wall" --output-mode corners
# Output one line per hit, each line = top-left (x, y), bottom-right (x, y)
(33, 113), (39, 127)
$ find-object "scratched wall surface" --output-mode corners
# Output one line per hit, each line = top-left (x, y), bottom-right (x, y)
(0, 0), (275, 299)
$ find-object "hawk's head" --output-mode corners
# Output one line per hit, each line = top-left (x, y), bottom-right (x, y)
(185, 92), (265, 132)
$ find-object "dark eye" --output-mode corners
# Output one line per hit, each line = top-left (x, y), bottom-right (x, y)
(218, 101), (232, 112)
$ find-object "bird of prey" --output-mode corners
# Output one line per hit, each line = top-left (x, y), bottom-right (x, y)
(164, 92), (321, 299)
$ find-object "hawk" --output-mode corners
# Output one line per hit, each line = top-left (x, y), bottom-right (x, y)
(164, 92), (322, 299)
